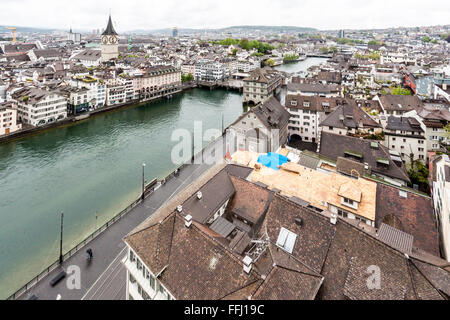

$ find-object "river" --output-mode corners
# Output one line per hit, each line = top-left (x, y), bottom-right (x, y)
(0, 88), (244, 298)
(275, 57), (328, 74)
(0, 58), (326, 298)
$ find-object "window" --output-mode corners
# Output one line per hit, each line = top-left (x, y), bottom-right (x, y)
(158, 282), (166, 295)
(337, 209), (348, 218)
(276, 227), (297, 254)
(343, 198), (354, 206)
(129, 250), (135, 262)
(149, 275), (155, 290)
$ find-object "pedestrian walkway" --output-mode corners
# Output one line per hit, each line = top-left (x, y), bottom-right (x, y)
(17, 161), (214, 300)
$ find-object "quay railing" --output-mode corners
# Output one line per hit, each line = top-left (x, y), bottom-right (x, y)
(6, 126), (232, 300)
(5, 195), (145, 300)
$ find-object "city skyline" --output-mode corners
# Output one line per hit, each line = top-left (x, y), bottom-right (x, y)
(1, 0), (450, 32)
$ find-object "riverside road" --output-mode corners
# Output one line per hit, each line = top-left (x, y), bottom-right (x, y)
(17, 161), (213, 300)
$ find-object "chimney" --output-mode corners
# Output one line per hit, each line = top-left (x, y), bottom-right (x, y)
(177, 205), (183, 213)
(243, 256), (253, 274)
(197, 191), (203, 200)
(330, 213), (337, 225)
(185, 214), (193, 228)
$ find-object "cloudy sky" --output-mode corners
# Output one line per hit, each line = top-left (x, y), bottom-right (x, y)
(1, 0), (449, 31)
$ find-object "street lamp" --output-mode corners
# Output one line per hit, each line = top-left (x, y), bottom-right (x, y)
(141, 163), (146, 200)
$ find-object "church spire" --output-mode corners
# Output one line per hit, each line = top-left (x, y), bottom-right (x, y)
(102, 14), (118, 36)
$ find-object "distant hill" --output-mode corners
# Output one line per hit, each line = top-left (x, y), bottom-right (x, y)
(0, 25), (60, 34)
(126, 25), (317, 35)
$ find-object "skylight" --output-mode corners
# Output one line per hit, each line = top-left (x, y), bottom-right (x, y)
(276, 227), (297, 254)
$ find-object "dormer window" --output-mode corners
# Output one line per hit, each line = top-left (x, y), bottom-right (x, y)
(290, 100), (297, 106)
(303, 102), (310, 107)
(341, 197), (359, 210)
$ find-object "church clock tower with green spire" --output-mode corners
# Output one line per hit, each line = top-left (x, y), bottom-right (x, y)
(101, 15), (119, 62)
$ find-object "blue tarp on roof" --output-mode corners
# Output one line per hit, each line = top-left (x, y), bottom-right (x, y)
(257, 152), (289, 171)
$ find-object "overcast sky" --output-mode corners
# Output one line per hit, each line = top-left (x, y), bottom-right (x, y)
(2, 0), (449, 31)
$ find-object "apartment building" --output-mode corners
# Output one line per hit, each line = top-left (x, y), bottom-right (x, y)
(195, 61), (229, 82)
(106, 84), (126, 106)
(243, 67), (282, 105)
(69, 76), (107, 109)
(285, 95), (343, 143)
(0, 102), (22, 135)
(404, 107), (449, 155)
(12, 87), (67, 126)
(133, 65), (181, 99)
(382, 116), (427, 164)
(60, 87), (92, 115)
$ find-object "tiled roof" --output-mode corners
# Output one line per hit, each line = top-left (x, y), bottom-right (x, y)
(252, 96), (290, 130)
(124, 164), (449, 300)
(375, 183), (440, 256)
(386, 116), (424, 133)
(319, 132), (410, 182)
(319, 103), (381, 130)
(379, 95), (423, 112)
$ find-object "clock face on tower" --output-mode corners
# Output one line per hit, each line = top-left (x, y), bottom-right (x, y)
(102, 36), (108, 44)
(109, 36), (117, 44)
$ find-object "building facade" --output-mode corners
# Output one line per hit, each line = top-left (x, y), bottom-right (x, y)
(12, 88), (67, 126)
(0, 102), (21, 135)
(382, 116), (427, 165)
(430, 154), (450, 261)
(243, 68), (282, 105)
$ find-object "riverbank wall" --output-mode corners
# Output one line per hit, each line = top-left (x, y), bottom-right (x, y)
(0, 84), (194, 145)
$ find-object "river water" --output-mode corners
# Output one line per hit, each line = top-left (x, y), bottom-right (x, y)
(275, 57), (328, 73)
(0, 88), (244, 298)
(0, 58), (325, 298)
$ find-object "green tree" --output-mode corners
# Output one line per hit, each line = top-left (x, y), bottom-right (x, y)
(283, 53), (299, 62)
(421, 36), (431, 43)
(408, 161), (430, 193)
(265, 59), (275, 66)
(391, 86), (412, 96)
(181, 73), (194, 83)
(368, 40), (381, 45)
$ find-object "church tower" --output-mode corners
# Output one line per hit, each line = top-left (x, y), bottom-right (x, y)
(101, 15), (119, 62)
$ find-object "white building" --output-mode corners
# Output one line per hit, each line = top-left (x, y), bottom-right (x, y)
(430, 154), (450, 261)
(243, 67), (282, 105)
(195, 60), (229, 82)
(0, 102), (22, 135)
(285, 95), (342, 143)
(124, 246), (175, 300)
(12, 88), (67, 126)
(106, 84), (126, 106)
(382, 116), (427, 165)
(69, 76), (107, 109)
